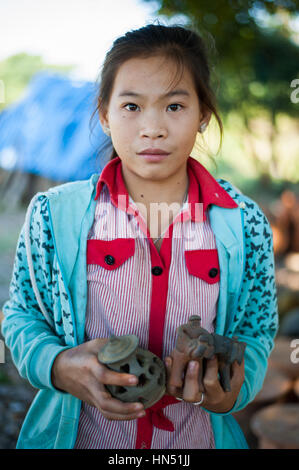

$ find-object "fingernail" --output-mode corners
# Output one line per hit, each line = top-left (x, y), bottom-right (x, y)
(189, 361), (198, 371)
(128, 376), (138, 384)
(137, 411), (146, 418)
(134, 403), (144, 411)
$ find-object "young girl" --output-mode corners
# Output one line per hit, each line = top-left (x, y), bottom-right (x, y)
(1, 24), (278, 449)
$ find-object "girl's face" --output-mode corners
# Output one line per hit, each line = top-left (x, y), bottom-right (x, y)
(100, 55), (208, 183)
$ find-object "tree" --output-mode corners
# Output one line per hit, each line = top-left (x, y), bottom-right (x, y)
(0, 53), (74, 111)
(143, 0), (299, 182)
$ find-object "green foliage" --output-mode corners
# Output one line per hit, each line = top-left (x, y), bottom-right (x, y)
(144, 0), (299, 183)
(0, 53), (74, 110)
(145, 0), (299, 115)
(219, 26), (299, 117)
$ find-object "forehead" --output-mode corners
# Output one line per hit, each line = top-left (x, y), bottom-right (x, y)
(111, 55), (196, 97)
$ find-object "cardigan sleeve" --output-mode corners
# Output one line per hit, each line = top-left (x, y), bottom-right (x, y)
(1, 195), (70, 391)
(214, 200), (279, 415)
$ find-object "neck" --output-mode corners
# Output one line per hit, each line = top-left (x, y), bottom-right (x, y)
(121, 165), (189, 208)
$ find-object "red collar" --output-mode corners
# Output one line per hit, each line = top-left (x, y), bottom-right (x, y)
(95, 156), (238, 220)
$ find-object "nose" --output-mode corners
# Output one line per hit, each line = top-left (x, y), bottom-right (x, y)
(139, 110), (167, 139)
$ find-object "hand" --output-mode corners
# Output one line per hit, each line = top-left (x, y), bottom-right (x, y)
(165, 355), (245, 413)
(51, 338), (146, 420)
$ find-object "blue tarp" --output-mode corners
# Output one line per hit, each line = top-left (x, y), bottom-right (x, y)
(0, 72), (112, 181)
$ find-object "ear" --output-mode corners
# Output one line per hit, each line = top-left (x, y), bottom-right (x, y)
(98, 106), (109, 130)
(98, 105), (111, 136)
(199, 109), (212, 133)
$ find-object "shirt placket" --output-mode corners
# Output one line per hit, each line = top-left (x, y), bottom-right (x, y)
(127, 200), (192, 449)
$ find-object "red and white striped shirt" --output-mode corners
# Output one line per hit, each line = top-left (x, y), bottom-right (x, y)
(74, 156), (237, 449)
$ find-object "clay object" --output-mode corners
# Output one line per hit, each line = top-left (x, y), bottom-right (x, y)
(212, 334), (246, 392)
(253, 367), (292, 404)
(250, 403), (299, 449)
(169, 315), (214, 392)
(98, 334), (166, 409)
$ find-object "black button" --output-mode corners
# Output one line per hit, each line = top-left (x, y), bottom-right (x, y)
(105, 255), (115, 265)
(209, 268), (218, 278)
(152, 266), (163, 276)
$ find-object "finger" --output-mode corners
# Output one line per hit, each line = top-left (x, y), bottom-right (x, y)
(94, 362), (139, 388)
(85, 337), (109, 354)
(230, 358), (245, 391)
(164, 356), (172, 382)
(182, 361), (200, 402)
(95, 383), (146, 419)
(100, 404), (146, 421)
(168, 351), (187, 389)
(101, 410), (145, 421)
(203, 356), (223, 395)
(165, 356), (182, 397)
(100, 394), (146, 418)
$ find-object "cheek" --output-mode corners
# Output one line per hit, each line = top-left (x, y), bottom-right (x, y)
(175, 126), (198, 149)
(110, 111), (137, 134)
(110, 128), (135, 156)
(171, 111), (199, 137)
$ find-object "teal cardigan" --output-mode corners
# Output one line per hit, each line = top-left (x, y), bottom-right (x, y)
(1, 174), (278, 449)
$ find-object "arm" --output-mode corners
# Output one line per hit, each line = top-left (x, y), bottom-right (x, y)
(1, 195), (70, 390)
(1, 195), (146, 419)
(212, 204), (279, 414)
(165, 203), (278, 414)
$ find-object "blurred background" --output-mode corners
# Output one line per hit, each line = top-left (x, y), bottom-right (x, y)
(0, 0), (298, 449)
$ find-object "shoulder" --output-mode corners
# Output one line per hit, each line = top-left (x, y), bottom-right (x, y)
(217, 178), (258, 211)
(217, 178), (272, 241)
(40, 174), (99, 201)
(27, 174), (99, 218)
(25, 174), (99, 238)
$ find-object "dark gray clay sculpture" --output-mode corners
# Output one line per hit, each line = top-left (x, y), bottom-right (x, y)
(212, 333), (246, 392)
(169, 315), (214, 392)
(98, 334), (166, 409)
(170, 315), (246, 393)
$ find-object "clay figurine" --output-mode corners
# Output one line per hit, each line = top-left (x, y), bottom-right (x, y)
(212, 334), (246, 392)
(170, 315), (247, 393)
(98, 334), (166, 409)
(169, 315), (214, 392)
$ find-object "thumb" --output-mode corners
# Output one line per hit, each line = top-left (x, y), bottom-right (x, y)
(87, 338), (109, 354)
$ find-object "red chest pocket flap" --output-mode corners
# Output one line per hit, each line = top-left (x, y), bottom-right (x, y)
(87, 238), (135, 270)
(184, 248), (220, 284)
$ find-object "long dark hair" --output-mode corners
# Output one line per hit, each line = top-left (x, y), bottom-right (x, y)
(90, 23), (223, 162)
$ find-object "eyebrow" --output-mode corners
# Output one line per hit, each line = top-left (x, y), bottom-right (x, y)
(118, 89), (190, 98)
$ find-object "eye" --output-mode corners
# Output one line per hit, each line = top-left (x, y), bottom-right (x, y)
(167, 103), (183, 112)
(124, 103), (140, 112)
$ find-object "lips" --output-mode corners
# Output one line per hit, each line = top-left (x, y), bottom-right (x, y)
(138, 148), (170, 155)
